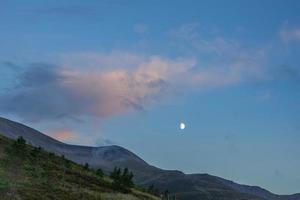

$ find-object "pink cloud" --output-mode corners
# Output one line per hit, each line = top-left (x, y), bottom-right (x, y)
(56, 50), (268, 118)
(49, 129), (75, 141)
(59, 55), (196, 118)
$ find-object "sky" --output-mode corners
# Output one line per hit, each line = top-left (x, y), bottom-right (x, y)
(0, 0), (300, 195)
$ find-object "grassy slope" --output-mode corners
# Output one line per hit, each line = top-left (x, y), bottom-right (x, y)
(0, 135), (160, 200)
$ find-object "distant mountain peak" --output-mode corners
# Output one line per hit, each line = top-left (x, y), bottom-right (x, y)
(0, 116), (299, 200)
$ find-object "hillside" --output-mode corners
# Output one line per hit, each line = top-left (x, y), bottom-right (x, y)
(0, 135), (160, 200)
(0, 117), (299, 200)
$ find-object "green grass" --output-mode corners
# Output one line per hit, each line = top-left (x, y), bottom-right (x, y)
(0, 135), (160, 200)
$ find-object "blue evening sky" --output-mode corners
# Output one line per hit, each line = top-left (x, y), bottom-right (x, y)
(0, 0), (300, 194)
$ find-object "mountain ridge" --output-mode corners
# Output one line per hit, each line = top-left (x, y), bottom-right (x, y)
(0, 133), (159, 200)
(0, 117), (299, 200)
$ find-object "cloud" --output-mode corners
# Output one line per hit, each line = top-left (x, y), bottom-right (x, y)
(95, 137), (116, 146)
(134, 24), (148, 34)
(170, 23), (269, 87)
(0, 54), (194, 121)
(59, 55), (194, 117)
(61, 51), (144, 69)
(36, 4), (97, 18)
(273, 65), (300, 81)
(256, 91), (272, 102)
(0, 43), (270, 122)
(0, 64), (79, 122)
(171, 23), (264, 58)
(49, 128), (76, 142)
(279, 25), (300, 43)
(2, 61), (21, 71)
(169, 22), (200, 41)
(47, 128), (97, 145)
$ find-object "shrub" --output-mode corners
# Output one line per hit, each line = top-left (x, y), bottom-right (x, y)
(110, 167), (134, 193)
(83, 163), (89, 170)
(96, 168), (104, 177)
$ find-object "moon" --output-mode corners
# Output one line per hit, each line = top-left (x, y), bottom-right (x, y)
(180, 122), (185, 130)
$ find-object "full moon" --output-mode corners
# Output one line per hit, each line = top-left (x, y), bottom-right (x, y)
(180, 122), (185, 130)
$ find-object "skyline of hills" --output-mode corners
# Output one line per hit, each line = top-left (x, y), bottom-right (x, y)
(0, 116), (299, 200)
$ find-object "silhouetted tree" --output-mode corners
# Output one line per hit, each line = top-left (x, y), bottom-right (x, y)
(148, 184), (160, 196)
(30, 146), (41, 157)
(4, 136), (27, 197)
(110, 167), (134, 193)
(48, 152), (55, 157)
(122, 167), (129, 185)
(29, 146), (42, 164)
(96, 168), (104, 177)
(110, 167), (121, 179)
(110, 167), (116, 178)
(127, 171), (134, 187)
(148, 184), (154, 192)
(11, 136), (27, 155)
(163, 190), (170, 200)
(83, 163), (89, 170)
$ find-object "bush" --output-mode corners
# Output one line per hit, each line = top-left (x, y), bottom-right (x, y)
(14, 136), (26, 152)
(110, 167), (134, 193)
(83, 163), (89, 170)
(5, 136), (27, 156)
(96, 168), (104, 177)
(30, 146), (42, 157)
(147, 184), (160, 196)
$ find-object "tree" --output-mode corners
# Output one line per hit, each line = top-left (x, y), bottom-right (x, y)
(96, 168), (104, 177)
(11, 136), (27, 155)
(122, 167), (129, 185)
(116, 168), (121, 178)
(163, 190), (170, 200)
(147, 184), (160, 197)
(148, 184), (154, 191)
(110, 167), (117, 179)
(83, 163), (89, 170)
(127, 171), (134, 187)
(110, 167), (134, 193)
(30, 146), (41, 157)
(29, 146), (42, 163)
(110, 167), (121, 180)
(4, 136), (27, 197)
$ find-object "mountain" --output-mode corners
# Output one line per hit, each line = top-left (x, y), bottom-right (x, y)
(0, 133), (159, 200)
(0, 117), (299, 200)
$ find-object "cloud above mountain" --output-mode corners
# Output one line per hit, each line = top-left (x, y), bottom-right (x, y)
(0, 54), (195, 121)
(59, 55), (194, 118)
(0, 45), (270, 122)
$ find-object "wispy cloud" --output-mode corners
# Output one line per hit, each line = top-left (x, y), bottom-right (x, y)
(170, 23), (269, 87)
(37, 5), (96, 17)
(256, 90), (272, 102)
(2, 61), (21, 71)
(279, 24), (300, 43)
(273, 65), (300, 81)
(169, 22), (200, 41)
(95, 137), (116, 146)
(134, 24), (148, 34)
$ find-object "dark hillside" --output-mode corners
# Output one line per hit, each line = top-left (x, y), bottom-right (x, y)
(0, 135), (159, 200)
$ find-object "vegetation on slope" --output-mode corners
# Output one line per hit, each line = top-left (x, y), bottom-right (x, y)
(0, 135), (160, 200)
